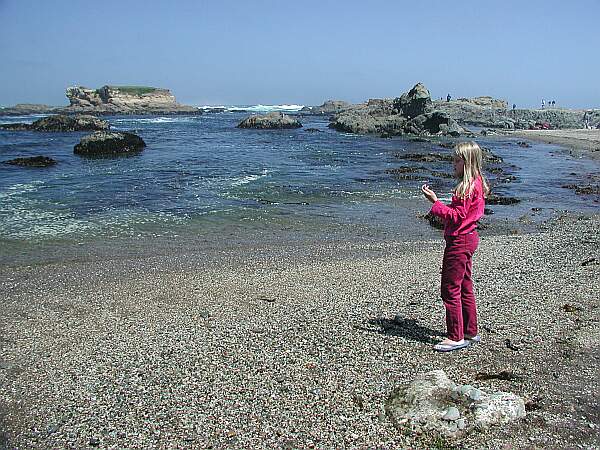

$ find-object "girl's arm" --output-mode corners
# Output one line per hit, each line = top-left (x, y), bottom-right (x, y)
(430, 195), (474, 224)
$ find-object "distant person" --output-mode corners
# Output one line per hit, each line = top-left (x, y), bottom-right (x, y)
(447, 94), (452, 102)
(551, 100), (556, 107)
(541, 99), (545, 109)
(421, 141), (490, 352)
(584, 111), (590, 129)
(512, 103), (516, 111)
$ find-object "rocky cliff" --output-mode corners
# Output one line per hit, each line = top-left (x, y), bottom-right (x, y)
(58, 85), (200, 115)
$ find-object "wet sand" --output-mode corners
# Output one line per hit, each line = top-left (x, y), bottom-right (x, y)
(1, 214), (599, 449)
(510, 129), (600, 160)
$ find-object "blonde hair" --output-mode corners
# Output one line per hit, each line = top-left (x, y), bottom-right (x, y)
(453, 141), (490, 199)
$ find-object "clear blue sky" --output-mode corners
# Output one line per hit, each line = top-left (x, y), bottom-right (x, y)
(1, 0), (598, 108)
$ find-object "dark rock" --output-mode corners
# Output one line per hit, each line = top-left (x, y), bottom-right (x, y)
(561, 184), (600, 195)
(237, 112), (302, 129)
(392, 83), (433, 119)
(505, 339), (520, 351)
(405, 111), (463, 136)
(484, 207), (494, 215)
(0, 114), (109, 132)
(5, 156), (57, 167)
(486, 194), (521, 205)
(516, 141), (532, 148)
(74, 131), (146, 155)
(410, 137), (431, 143)
(395, 152), (452, 163)
(562, 303), (582, 312)
(301, 100), (351, 115)
(304, 128), (322, 133)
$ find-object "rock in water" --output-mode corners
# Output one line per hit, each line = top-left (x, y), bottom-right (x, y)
(385, 370), (525, 438)
(74, 131), (146, 155)
(393, 82), (433, 119)
(61, 85), (200, 115)
(237, 112), (302, 129)
(5, 156), (57, 167)
(0, 114), (109, 132)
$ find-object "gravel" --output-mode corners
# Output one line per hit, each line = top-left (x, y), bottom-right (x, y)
(0, 213), (599, 449)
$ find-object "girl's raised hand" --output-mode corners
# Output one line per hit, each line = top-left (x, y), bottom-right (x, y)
(421, 184), (438, 203)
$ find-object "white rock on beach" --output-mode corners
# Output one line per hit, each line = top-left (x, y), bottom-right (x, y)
(385, 369), (526, 438)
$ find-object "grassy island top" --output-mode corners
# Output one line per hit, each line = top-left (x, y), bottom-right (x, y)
(98, 86), (163, 96)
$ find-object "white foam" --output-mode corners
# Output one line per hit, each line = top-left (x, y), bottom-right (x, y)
(230, 169), (269, 186)
(111, 116), (199, 124)
(201, 104), (305, 113)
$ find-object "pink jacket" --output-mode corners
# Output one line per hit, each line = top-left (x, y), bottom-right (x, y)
(430, 176), (485, 236)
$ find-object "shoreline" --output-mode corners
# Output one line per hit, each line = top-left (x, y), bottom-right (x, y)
(508, 128), (600, 160)
(1, 212), (599, 448)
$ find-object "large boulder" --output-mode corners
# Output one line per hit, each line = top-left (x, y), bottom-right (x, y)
(405, 111), (464, 136)
(0, 114), (109, 132)
(74, 131), (146, 155)
(237, 112), (302, 129)
(393, 83), (433, 119)
(4, 156), (57, 167)
(385, 370), (526, 438)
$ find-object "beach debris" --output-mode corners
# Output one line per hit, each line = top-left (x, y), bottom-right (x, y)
(562, 303), (582, 312)
(385, 370), (525, 438)
(74, 131), (146, 155)
(505, 339), (521, 351)
(581, 257), (598, 267)
(258, 296), (276, 303)
(4, 155), (57, 167)
(475, 370), (521, 381)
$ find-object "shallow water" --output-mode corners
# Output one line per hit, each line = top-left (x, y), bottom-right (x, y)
(0, 112), (598, 264)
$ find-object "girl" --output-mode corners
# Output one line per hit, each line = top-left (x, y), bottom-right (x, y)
(421, 141), (490, 352)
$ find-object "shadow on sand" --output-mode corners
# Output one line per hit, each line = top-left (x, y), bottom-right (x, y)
(355, 315), (445, 344)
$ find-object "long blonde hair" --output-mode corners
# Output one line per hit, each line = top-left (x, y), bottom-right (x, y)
(453, 141), (490, 199)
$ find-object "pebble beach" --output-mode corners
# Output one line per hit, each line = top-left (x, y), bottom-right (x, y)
(1, 212), (598, 449)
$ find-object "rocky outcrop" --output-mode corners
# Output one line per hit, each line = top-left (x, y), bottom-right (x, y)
(0, 114), (109, 132)
(74, 131), (146, 155)
(0, 104), (57, 116)
(392, 83), (433, 119)
(329, 83), (467, 137)
(435, 100), (593, 130)
(4, 156), (57, 167)
(385, 370), (525, 438)
(301, 100), (351, 115)
(237, 112), (302, 129)
(58, 85), (200, 115)
(455, 96), (508, 108)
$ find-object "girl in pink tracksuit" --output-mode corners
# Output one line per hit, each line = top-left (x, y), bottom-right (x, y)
(421, 141), (490, 352)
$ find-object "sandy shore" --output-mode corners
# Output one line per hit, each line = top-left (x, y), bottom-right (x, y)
(509, 129), (600, 160)
(1, 214), (599, 449)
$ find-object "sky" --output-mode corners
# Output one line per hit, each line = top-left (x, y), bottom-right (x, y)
(0, 0), (599, 108)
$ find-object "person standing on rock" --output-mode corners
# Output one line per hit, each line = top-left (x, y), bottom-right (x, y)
(446, 93), (451, 102)
(421, 142), (490, 352)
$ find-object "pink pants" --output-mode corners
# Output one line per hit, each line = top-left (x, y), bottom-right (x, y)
(441, 232), (479, 341)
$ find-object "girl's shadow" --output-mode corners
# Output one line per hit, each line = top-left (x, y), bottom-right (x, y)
(356, 315), (444, 344)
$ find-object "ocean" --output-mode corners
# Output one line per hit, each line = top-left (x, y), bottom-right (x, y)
(1, 107), (598, 264)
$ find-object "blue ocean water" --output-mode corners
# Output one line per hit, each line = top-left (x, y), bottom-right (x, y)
(0, 111), (598, 247)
